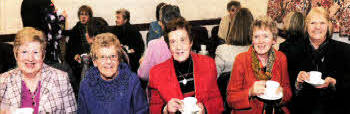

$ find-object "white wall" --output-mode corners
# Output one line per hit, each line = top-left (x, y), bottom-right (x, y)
(0, 0), (268, 35)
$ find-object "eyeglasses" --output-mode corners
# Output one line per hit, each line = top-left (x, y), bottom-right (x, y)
(79, 12), (89, 16)
(98, 55), (118, 61)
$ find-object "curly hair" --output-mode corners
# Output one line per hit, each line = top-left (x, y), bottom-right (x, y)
(90, 33), (123, 63)
(14, 27), (46, 56)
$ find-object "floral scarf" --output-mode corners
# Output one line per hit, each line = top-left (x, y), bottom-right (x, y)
(251, 47), (276, 80)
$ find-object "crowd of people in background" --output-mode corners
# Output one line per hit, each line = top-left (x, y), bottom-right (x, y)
(0, 0), (350, 114)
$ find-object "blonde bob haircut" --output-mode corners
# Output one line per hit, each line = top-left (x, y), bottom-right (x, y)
(90, 33), (123, 62)
(304, 7), (333, 38)
(13, 27), (46, 57)
(250, 15), (278, 40)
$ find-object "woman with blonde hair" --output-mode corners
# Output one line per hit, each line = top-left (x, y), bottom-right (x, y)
(226, 16), (292, 114)
(279, 7), (350, 114)
(0, 27), (77, 113)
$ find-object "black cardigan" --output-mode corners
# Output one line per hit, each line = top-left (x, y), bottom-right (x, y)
(110, 23), (145, 72)
(279, 36), (350, 114)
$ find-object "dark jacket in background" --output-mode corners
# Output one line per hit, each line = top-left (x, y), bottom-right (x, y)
(110, 23), (145, 72)
(279, 36), (350, 114)
(21, 0), (50, 31)
(0, 43), (16, 73)
(146, 21), (163, 45)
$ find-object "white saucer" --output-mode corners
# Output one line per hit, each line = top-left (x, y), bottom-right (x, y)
(305, 79), (325, 87)
(180, 105), (200, 113)
(258, 92), (283, 100)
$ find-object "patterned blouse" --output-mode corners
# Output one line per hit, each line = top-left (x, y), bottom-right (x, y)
(267, 0), (284, 23)
(311, 0), (333, 8)
(284, 0), (311, 16)
(267, 0), (333, 22)
(335, 2), (350, 36)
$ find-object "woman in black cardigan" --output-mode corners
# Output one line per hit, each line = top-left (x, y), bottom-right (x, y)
(279, 7), (350, 114)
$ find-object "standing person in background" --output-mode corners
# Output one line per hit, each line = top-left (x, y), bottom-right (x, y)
(66, 5), (109, 96)
(110, 9), (145, 72)
(66, 5), (93, 78)
(146, 2), (167, 44)
(226, 16), (292, 114)
(218, 1), (241, 41)
(65, 5), (93, 96)
(215, 8), (253, 114)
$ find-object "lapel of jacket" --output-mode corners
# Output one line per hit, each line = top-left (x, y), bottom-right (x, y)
(190, 53), (202, 100)
(38, 64), (54, 111)
(7, 69), (22, 108)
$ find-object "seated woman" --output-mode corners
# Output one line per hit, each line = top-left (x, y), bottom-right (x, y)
(148, 17), (224, 114)
(78, 33), (148, 114)
(280, 7), (350, 114)
(215, 8), (253, 77)
(226, 16), (292, 114)
(0, 27), (77, 113)
(215, 8), (253, 113)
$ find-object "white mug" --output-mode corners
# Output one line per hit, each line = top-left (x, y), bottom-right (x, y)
(182, 97), (197, 112)
(265, 80), (280, 97)
(309, 71), (322, 83)
(200, 45), (206, 51)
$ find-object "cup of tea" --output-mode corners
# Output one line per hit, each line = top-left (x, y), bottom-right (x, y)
(265, 80), (280, 97)
(309, 71), (322, 83)
(182, 97), (198, 113)
(200, 45), (206, 51)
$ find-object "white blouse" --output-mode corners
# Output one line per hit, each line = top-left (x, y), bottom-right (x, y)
(215, 44), (250, 78)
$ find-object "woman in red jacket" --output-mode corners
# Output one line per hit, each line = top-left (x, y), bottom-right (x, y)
(227, 16), (292, 114)
(148, 17), (224, 114)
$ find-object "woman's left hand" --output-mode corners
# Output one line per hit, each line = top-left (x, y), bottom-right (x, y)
(196, 102), (205, 114)
(316, 77), (336, 88)
(276, 86), (283, 94)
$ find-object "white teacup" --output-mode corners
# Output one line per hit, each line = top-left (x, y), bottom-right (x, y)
(265, 80), (280, 97)
(182, 97), (197, 112)
(15, 108), (34, 114)
(200, 45), (206, 51)
(309, 71), (322, 83)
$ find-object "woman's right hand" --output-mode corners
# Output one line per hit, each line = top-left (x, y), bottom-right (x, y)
(249, 80), (266, 97)
(166, 98), (183, 113)
(0, 109), (15, 114)
(297, 71), (309, 83)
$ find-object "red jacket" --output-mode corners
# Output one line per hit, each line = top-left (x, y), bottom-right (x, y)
(148, 53), (224, 114)
(227, 47), (292, 114)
